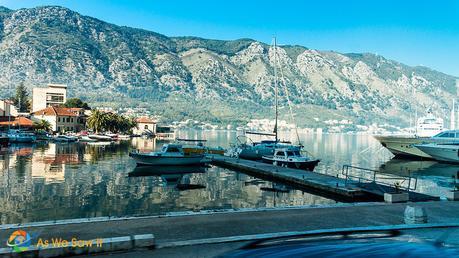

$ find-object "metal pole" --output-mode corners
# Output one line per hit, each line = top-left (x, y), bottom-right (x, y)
(273, 37), (278, 144)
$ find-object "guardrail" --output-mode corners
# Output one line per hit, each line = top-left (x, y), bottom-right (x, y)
(341, 165), (417, 193)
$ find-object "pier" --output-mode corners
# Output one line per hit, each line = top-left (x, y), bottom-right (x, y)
(211, 157), (439, 202)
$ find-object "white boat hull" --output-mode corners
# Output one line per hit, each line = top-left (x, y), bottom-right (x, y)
(129, 152), (207, 166)
(415, 144), (459, 163)
(374, 136), (432, 158)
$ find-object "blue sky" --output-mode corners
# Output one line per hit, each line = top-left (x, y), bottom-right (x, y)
(1, 0), (458, 76)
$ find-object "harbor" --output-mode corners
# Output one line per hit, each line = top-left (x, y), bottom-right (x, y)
(1, 132), (457, 225)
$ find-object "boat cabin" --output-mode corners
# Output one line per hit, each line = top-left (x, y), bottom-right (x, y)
(160, 144), (184, 155)
(431, 130), (459, 139)
(273, 148), (303, 161)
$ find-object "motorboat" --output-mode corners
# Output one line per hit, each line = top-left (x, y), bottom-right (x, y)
(262, 147), (320, 171)
(79, 136), (97, 142)
(415, 143), (459, 163)
(53, 135), (78, 142)
(129, 144), (209, 166)
(88, 134), (113, 141)
(7, 129), (36, 143)
(374, 129), (459, 159)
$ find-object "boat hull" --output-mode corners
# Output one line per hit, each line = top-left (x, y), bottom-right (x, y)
(374, 135), (433, 158)
(129, 152), (207, 166)
(415, 144), (459, 163)
(262, 157), (320, 171)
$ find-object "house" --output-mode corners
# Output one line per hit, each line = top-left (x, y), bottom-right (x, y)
(0, 99), (18, 122)
(32, 84), (67, 112)
(133, 117), (156, 135)
(32, 106), (86, 132)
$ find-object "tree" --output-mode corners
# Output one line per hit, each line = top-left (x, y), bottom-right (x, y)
(11, 83), (31, 112)
(33, 119), (52, 132)
(86, 110), (107, 133)
(86, 110), (137, 134)
(62, 98), (91, 110)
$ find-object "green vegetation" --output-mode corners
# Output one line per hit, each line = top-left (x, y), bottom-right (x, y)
(61, 98), (91, 109)
(87, 110), (137, 133)
(33, 119), (52, 132)
(11, 83), (31, 112)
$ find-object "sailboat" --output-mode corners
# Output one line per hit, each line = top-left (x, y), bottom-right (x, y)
(236, 38), (302, 160)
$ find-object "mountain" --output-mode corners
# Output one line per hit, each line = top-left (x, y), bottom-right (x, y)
(0, 6), (457, 129)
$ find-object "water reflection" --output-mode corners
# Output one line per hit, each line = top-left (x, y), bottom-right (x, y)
(2, 130), (458, 224)
(0, 135), (335, 224)
(379, 158), (459, 198)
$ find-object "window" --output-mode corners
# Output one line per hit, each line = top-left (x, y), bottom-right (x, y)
(286, 151), (295, 156)
(58, 117), (60, 122)
(67, 117), (70, 123)
(167, 147), (181, 153)
(276, 151), (285, 156)
(144, 125), (149, 129)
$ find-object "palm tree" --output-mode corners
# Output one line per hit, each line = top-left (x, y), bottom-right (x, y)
(87, 110), (108, 133)
(33, 119), (52, 132)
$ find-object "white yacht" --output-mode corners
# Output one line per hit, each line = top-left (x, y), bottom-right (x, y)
(415, 143), (459, 163)
(375, 129), (459, 159)
(415, 111), (444, 137)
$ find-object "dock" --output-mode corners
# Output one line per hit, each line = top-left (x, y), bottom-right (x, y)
(211, 157), (439, 202)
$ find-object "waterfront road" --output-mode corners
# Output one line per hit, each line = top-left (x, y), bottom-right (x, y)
(2, 201), (459, 257)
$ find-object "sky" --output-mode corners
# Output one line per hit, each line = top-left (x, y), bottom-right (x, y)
(0, 0), (458, 76)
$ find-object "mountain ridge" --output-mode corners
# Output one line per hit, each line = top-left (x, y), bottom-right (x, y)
(0, 5), (457, 129)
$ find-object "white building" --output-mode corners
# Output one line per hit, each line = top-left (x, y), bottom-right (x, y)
(133, 117), (157, 135)
(0, 99), (18, 118)
(32, 84), (67, 112)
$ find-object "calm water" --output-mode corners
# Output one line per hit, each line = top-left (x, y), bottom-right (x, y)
(0, 130), (457, 224)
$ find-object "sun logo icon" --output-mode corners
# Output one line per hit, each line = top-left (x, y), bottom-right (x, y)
(6, 230), (32, 253)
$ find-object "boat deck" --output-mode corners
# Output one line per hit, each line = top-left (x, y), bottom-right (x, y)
(211, 156), (439, 202)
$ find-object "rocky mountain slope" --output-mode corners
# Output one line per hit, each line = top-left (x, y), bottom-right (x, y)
(0, 6), (457, 128)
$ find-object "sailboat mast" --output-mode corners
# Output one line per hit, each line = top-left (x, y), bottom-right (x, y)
(273, 37), (278, 143)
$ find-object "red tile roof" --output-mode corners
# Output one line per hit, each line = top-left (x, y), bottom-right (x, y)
(136, 117), (156, 124)
(33, 106), (79, 117)
(0, 117), (33, 127)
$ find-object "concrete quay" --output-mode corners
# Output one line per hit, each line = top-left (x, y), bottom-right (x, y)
(1, 201), (459, 257)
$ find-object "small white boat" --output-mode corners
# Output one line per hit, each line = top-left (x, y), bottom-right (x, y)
(54, 135), (78, 142)
(79, 136), (97, 142)
(7, 129), (36, 143)
(262, 147), (320, 171)
(129, 144), (208, 166)
(415, 143), (459, 163)
(88, 134), (113, 141)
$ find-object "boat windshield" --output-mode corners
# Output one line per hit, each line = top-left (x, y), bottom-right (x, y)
(166, 146), (181, 153)
(434, 132), (456, 138)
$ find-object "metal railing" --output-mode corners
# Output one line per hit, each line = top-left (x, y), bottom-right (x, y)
(341, 165), (417, 193)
